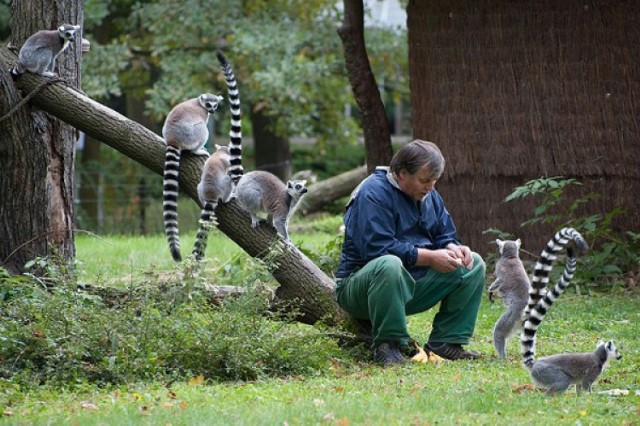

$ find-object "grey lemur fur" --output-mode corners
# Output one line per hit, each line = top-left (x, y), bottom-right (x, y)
(520, 228), (620, 394)
(234, 171), (308, 244)
(12, 24), (81, 77)
(162, 93), (223, 262)
(191, 51), (243, 261)
(522, 248), (621, 393)
(488, 238), (530, 359)
(191, 145), (233, 261)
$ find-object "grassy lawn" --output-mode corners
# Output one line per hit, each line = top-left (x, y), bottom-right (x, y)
(2, 229), (639, 425)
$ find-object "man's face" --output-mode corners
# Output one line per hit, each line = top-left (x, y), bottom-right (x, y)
(396, 165), (437, 201)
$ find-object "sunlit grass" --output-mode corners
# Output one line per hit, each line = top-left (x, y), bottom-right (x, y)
(6, 218), (640, 424)
(6, 290), (640, 424)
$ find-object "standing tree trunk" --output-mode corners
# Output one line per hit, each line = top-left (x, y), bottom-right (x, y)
(251, 108), (292, 181)
(337, 0), (394, 172)
(0, 1), (82, 274)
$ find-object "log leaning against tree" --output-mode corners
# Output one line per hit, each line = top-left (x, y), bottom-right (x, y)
(0, 46), (349, 328)
(299, 165), (369, 215)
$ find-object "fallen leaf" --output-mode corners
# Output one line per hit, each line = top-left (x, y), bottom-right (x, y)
(167, 389), (177, 399)
(410, 342), (445, 364)
(3, 411), (14, 417)
(511, 383), (536, 393)
(452, 373), (462, 382)
(80, 401), (98, 411)
(336, 417), (350, 426)
(179, 401), (188, 409)
(188, 375), (205, 386)
(162, 402), (174, 408)
(322, 412), (335, 421)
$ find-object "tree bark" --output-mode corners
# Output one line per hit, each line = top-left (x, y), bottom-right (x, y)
(337, 0), (394, 173)
(0, 48), (348, 327)
(0, 1), (82, 274)
(299, 165), (369, 214)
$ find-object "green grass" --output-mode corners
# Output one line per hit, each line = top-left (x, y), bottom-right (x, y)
(3, 291), (639, 425)
(3, 228), (640, 425)
(75, 230), (245, 283)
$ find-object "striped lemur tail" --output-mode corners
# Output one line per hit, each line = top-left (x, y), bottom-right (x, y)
(189, 52), (242, 261)
(163, 144), (182, 262)
(216, 50), (243, 184)
(521, 227), (588, 369)
(524, 227), (589, 319)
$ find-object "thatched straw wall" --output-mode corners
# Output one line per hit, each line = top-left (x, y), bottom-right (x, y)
(407, 0), (640, 258)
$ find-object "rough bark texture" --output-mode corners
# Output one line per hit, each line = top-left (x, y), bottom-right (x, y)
(337, 0), (394, 173)
(407, 0), (640, 256)
(0, 50), (347, 326)
(299, 165), (369, 214)
(0, 1), (82, 273)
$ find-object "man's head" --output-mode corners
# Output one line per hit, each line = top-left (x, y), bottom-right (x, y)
(390, 140), (445, 201)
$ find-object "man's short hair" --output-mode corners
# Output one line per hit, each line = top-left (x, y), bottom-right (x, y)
(389, 139), (445, 179)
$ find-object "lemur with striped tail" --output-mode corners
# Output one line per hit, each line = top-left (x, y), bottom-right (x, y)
(162, 93), (223, 262)
(521, 230), (621, 393)
(524, 227), (589, 319)
(11, 24), (81, 77)
(191, 51), (243, 261)
(489, 228), (590, 358)
(488, 238), (530, 359)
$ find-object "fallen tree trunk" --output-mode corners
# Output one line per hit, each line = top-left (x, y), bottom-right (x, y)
(0, 46), (349, 328)
(300, 165), (369, 215)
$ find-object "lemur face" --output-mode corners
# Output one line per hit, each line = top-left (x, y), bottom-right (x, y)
(199, 94), (223, 114)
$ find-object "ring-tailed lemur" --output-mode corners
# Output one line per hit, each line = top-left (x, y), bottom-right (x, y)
(190, 51), (244, 261)
(234, 171), (307, 245)
(215, 51), (243, 185)
(191, 145), (233, 261)
(162, 93), (223, 262)
(521, 234), (621, 393)
(524, 227), (589, 319)
(488, 238), (530, 359)
(11, 24), (81, 77)
(489, 228), (588, 359)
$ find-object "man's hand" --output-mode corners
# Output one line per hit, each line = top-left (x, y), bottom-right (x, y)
(446, 243), (474, 270)
(417, 248), (463, 272)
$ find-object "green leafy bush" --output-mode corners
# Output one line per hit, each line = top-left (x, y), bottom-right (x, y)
(0, 257), (342, 389)
(488, 176), (639, 287)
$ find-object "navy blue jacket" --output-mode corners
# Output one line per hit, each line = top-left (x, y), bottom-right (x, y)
(335, 168), (460, 280)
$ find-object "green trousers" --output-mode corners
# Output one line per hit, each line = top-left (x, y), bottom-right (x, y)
(335, 254), (486, 348)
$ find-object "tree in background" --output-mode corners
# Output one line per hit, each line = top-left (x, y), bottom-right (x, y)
(81, 0), (360, 181)
(0, 0), (83, 274)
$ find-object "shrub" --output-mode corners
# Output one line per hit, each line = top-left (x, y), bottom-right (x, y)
(485, 176), (640, 287)
(0, 256), (342, 389)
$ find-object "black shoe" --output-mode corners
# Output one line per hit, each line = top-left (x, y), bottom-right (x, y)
(424, 342), (482, 361)
(373, 342), (406, 367)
